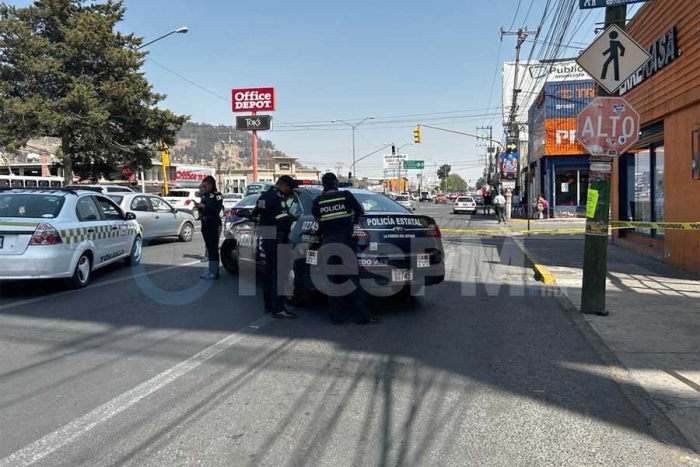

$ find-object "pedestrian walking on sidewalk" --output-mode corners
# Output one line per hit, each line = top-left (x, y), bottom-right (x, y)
(494, 191), (506, 223)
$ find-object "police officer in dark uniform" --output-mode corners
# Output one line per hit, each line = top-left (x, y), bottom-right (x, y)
(312, 172), (380, 325)
(196, 175), (224, 280)
(251, 175), (298, 319)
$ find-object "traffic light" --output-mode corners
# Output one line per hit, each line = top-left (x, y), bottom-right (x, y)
(391, 144), (396, 155)
(413, 126), (421, 144)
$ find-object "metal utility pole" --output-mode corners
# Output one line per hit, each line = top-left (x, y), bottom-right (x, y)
(581, 5), (628, 316)
(477, 125), (494, 184)
(501, 26), (539, 196)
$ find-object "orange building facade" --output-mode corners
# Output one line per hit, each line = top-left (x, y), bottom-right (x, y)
(610, 0), (700, 272)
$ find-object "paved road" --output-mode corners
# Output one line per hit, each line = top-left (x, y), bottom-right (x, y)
(0, 205), (693, 466)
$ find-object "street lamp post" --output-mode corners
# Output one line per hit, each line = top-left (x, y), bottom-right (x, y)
(394, 143), (413, 193)
(134, 26), (189, 194)
(331, 116), (375, 186)
(137, 27), (189, 50)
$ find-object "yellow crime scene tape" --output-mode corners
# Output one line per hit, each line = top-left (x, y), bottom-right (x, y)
(440, 221), (700, 235)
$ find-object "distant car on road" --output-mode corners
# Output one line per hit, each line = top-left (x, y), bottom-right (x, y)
(453, 196), (477, 215)
(222, 193), (244, 213)
(447, 193), (459, 201)
(394, 194), (416, 211)
(163, 188), (202, 221)
(434, 194), (447, 204)
(108, 193), (195, 242)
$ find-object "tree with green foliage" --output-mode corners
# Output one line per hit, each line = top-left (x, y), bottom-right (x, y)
(476, 177), (486, 189)
(445, 173), (467, 192)
(437, 164), (451, 191)
(0, 0), (188, 182)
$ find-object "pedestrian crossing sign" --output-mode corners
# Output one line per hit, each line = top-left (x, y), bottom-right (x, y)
(576, 24), (650, 95)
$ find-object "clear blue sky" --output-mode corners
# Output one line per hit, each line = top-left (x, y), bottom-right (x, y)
(14, 0), (628, 183)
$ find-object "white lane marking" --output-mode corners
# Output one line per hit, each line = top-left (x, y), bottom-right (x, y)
(0, 260), (203, 312)
(0, 315), (274, 467)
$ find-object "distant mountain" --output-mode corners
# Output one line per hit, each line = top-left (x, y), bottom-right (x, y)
(171, 122), (287, 169)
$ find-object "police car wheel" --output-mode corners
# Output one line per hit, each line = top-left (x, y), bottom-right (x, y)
(126, 236), (143, 266)
(179, 222), (194, 242)
(220, 239), (239, 274)
(69, 253), (92, 289)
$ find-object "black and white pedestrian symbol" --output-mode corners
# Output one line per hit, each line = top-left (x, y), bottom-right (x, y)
(601, 30), (625, 81)
(576, 24), (650, 94)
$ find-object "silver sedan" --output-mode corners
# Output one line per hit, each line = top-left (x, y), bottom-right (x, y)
(108, 193), (196, 242)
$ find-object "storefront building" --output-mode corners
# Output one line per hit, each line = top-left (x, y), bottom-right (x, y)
(528, 78), (596, 217)
(611, 0), (700, 272)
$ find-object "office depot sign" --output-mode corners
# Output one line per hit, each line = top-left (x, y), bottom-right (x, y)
(231, 87), (276, 112)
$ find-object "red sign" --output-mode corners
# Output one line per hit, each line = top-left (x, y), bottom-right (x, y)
(231, 87), (276, 112)
(121, 164), (133, 178)
(576, 97), (640, 156)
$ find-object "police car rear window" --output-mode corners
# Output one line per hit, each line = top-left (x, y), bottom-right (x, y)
(0, 194), (65, 218)
(236, 194), (260, 207)
(353, 193), (409, 213)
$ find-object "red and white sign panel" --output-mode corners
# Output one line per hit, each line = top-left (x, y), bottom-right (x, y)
(175, 165), (216, 187)
(576, 97), (640, 156)
(231, 87), (276, 112)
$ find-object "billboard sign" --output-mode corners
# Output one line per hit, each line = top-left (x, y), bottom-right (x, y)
(175, 165), (216, 187)
(383, 154), (407, 169)
(545, 118), (587, 155)
(231, 87), (276, 112)
(500, 151), (518, 180)
(236, 115), (272, 131)
(502, 60), (592, 125)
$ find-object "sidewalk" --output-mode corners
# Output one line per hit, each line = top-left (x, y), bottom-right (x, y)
(514, 235), (700, 453)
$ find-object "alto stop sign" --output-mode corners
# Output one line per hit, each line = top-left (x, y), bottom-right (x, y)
(576, 97), (640, 156)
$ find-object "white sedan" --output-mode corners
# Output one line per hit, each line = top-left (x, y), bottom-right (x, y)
(394, 194), (417, 211)
(222, 193), (245, 213)
(0, 188), (142, 288)
(453, 196), (478, 214)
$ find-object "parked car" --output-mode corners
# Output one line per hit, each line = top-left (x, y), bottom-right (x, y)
(453, 196), (478, 215)
(163, 188), (202, 221)
(221, 188), (445, 303)
(434, 194), (448, 204)
(222, 193), (245, 213)
(108, 193), (196, 242)
(394, 194), (417, 211)
(0, 188), (141, 288)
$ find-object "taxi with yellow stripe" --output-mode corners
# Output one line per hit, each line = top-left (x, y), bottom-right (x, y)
(0, 188), (142, 288)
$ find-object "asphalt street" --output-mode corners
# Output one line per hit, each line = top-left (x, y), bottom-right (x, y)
(0, 204), (693, 466)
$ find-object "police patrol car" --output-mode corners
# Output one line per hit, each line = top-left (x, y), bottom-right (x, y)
(220, 182), (445, 304)
(0, 188), (142, 288)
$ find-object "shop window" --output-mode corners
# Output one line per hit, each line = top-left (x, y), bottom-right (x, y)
(622, 144), (664, 237)
(654, 145), (664, 236)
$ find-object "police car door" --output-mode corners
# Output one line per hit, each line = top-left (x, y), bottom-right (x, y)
(93, 195), (129, 264)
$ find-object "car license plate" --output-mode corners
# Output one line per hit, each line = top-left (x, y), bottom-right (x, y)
(306, 250), (318, 265)
(417, 254), (430, 268)
(392, 268), (413, 282)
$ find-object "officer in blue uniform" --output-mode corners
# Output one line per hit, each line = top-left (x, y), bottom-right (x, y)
(312, 172), (380, 325)
(196, 175), (224, 280)
(251, 175), (298, 319)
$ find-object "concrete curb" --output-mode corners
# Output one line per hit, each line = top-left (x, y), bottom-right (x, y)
(512, 237), (557, 285)
(511, 237), (699, 457)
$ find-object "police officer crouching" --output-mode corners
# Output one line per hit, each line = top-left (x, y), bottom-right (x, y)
(312, 173), (380, 326)
(251, 176), (298, 319)
(196, 175), (224, 280)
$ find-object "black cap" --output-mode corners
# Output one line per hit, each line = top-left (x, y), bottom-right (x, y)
(277, 175), (298, 188)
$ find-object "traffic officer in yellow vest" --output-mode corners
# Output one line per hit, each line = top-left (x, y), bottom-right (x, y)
(312, 172), (380, 325)
(250, 175), (298, 319)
